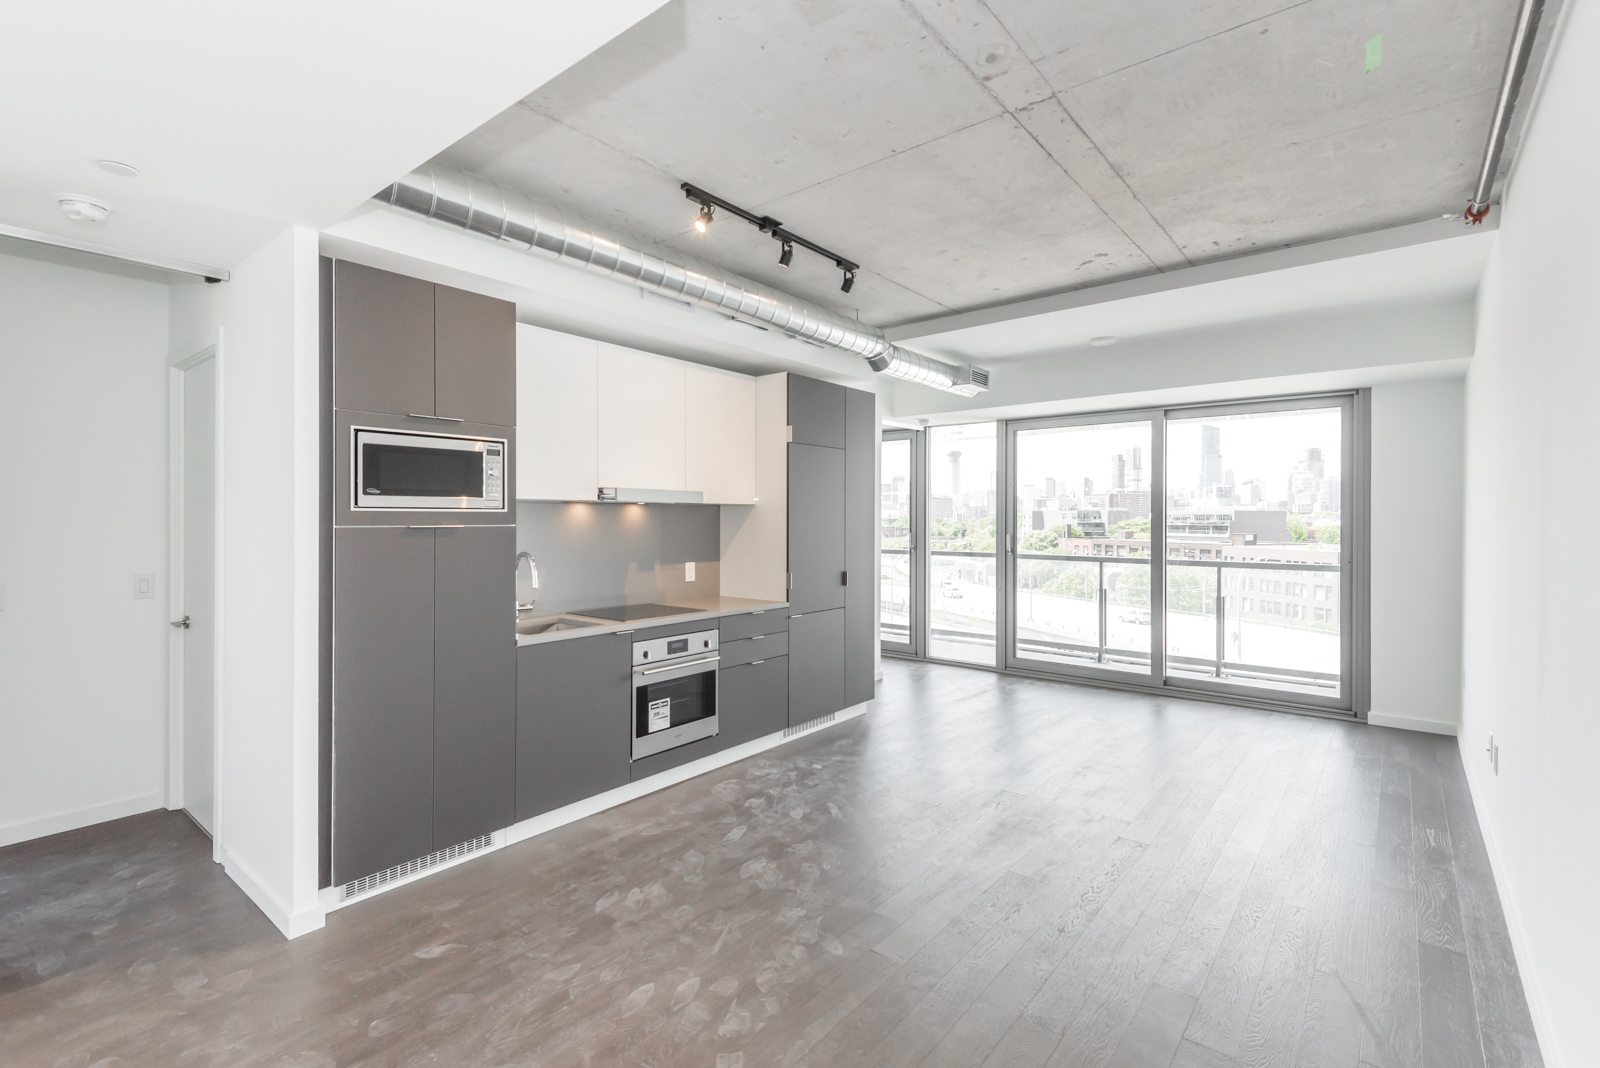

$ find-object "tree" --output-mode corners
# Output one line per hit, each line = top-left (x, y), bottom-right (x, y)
(1286, 515), (1310, 541)
(1316, 524), (1341, 544)
(1020, 528), (1061, 553)
(1109, 517), (1152, 538)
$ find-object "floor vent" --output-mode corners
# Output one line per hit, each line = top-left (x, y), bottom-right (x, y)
(342, 834), (494, 900)
(784, 712), (836, 738)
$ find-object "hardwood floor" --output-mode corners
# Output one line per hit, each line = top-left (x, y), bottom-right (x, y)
(0, 660), (1543, 1067)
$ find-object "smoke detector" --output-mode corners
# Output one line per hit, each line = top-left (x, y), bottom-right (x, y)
(58, 194), (113, 224)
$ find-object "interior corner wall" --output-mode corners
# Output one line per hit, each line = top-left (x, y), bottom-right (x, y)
(1368, 377), (1464, 734)
(213, 225), (325, 939)
(0, 250), (171, 847)
(1459, 2), (1599, 1064)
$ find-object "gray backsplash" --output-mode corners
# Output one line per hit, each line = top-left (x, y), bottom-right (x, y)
(515, 501), (722, 613)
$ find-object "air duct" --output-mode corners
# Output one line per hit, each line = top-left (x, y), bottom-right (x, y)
(373, 164), (988, 396)
(1465, 0), (1545, 223)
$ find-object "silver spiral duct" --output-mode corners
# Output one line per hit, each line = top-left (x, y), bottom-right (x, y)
(373, 164), (987, 395)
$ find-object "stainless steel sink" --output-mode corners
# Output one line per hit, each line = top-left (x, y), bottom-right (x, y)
(516, 614), (603, 636)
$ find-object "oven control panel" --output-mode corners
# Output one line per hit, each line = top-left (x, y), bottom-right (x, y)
(632, 628), (719, 666)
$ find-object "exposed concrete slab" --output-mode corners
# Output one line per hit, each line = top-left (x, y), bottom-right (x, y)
(429, 0), (1557, 333)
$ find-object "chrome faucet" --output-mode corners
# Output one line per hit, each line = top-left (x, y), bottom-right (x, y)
(515, 551), (539, 613)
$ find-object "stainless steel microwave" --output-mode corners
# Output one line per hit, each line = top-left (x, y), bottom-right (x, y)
(352, 428), (506, 511)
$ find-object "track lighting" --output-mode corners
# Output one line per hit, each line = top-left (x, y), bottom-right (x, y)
(681, 181), (861, 286)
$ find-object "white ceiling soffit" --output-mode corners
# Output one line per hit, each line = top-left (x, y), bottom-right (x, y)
(0, 0), (668, 270)
(887, 217), (1497, 364)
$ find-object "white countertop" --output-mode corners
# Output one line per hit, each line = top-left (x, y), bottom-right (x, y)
(515, 596), (789, 648)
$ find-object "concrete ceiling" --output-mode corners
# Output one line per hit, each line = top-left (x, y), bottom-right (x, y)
(0, 0), (667, 270)
(437, 0), (1554, 331)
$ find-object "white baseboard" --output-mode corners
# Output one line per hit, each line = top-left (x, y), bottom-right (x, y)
(1368, 710), (1458, 735)
(0, 791), (165, 849)
(1457, 742), (1564, 1067)
(222, 848), (325, 940)
(324, 702), (869, 915)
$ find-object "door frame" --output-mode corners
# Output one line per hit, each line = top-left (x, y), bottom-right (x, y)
(1000, 408), (1165, 688)
(879, 428), (922, 658)
(167, 333), (224, 859)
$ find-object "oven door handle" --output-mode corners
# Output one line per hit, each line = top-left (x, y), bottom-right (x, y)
(637, 655), (720, 676)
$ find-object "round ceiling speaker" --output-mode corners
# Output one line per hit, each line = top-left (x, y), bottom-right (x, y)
(58, 194), (113, 224)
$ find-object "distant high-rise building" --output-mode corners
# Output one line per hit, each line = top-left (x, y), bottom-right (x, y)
(1126, 446), (1144, 491)
(1113, 455), (1127, 490)
(1045, 477), (1056, 498)
(1199, 425), (1223, 490)
(1317, 477), (1341, 513)
(1083, 477), (1094, 497)
(1303, 447), (1324, 479)
(1238, 478), (1264, 506)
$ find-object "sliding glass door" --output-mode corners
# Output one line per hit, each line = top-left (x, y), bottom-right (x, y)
(927, 423), (999, 665)
(879, 430), (919, 656)
(1163, 398), (1352, 707)
(1004, 414), (1159, 684)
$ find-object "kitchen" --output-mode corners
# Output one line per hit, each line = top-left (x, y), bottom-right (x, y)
(322, 258), (878, 905)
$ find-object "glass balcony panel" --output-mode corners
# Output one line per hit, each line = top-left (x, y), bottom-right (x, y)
(880, 550), (911, 644)
(929, 552), (996, 664)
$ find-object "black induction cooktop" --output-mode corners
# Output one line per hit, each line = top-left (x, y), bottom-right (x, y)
(575, 603), (695, 622)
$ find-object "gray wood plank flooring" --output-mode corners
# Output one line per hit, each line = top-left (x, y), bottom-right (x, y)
(0, 660), (1542, 1068)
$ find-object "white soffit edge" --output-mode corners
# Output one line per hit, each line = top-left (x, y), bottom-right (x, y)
(0, 0), (669, 269)
(886, 217), (1497, 364)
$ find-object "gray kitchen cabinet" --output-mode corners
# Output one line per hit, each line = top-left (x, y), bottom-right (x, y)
(630, 734), (723, 781)
(516, 633), (632, 820)
(331, 526), (436, 885)
(788, 373), (845, 449)
(436, 283), (516, 427)
(432, 526), (517, 847)
(333, 260), (435, 418)
(719, 609), (787, 642)
(844, 387), (876, 706)
(788, 443), (846, 614)
(720, 655), (789, 746)
(788, 609), (845, 725)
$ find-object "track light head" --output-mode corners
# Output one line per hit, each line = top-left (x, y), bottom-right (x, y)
(694, 204), (714, 232)
(841, 270), (856, 294)
(779, 241), (793, 268)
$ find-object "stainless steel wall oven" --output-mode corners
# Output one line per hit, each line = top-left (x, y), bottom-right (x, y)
(632, 629), (719, 759)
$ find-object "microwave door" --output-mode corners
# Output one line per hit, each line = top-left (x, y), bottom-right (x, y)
(354, 429), (505, 510)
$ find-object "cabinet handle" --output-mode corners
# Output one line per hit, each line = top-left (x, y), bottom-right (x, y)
(640, 654), (720, 675)
(751, 660), (765, 665)
(407, 524), (465, 529)
(407, 413), (466, 422)
(841, 570), (849, 586)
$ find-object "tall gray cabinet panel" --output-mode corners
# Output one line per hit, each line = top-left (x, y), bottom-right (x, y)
(788, 373), (845, 448)
(435, 284), (516, 427)
(789, 610), (845, 725)
(432, 526), (517, 847)
(331, 526), (436, 885)
(333, 261), (435, 417)
(844, 388), (876, 706)
(517, 634), (632, 820)
(788, 443), (846, 614)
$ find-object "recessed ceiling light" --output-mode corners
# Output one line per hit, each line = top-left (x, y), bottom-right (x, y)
(1090, 335), (1118, 347)
(58, 194), (113, 224)
(96, 160), (140, 178)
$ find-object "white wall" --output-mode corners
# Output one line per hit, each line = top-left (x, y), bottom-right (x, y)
(0, 249), (171, 846)
(209, 227), (324, 938)
(1459, 4), (1600, 1064)
(1369, 378), (1465, 734)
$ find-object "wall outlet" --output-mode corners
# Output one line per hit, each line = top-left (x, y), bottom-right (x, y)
(133, 573), (155, 599)
(685, 561), (696, 582)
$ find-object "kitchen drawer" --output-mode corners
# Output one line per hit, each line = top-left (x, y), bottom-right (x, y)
(720, 631), (787, 668)
(720, 609), (788, 642)
(719, 656), (788, 747)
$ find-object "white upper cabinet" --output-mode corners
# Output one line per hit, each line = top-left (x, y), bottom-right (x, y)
(516, 324), (598, 501)
(516, 329), (759, 502)
(686, 363), (757, 504)
(597, 343), (687, 492)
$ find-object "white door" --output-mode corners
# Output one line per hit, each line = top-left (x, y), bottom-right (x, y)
(180, 356), (216, 834)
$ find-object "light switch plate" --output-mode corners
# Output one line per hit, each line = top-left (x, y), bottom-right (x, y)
(685, 561), (696, 582)
(133, 573), (155, 599)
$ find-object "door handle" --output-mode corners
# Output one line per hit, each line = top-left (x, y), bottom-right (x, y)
(638, 655), (720, 676)
(171, 616), (190, 629)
